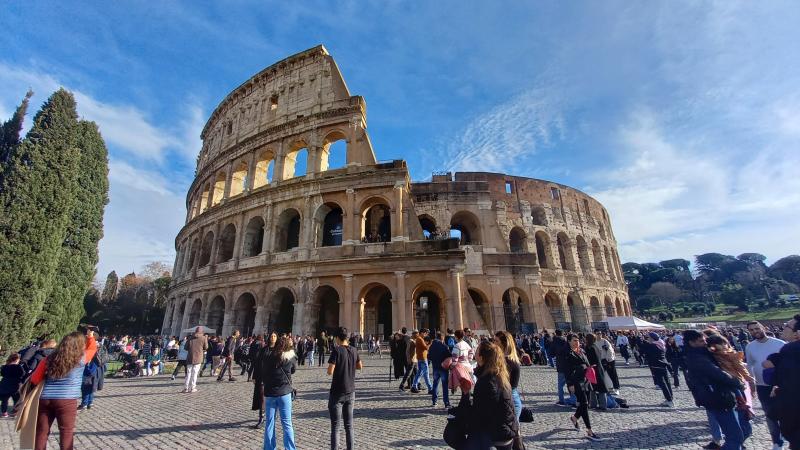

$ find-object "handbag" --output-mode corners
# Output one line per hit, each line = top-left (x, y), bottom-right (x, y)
(585, 366), (598, 385)
(519, 407), (534, 423)
(441, 356), (453, 370)
(279, 365), (297, 401)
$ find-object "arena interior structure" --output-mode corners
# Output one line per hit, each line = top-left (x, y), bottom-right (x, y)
(161, 45), (631, 339)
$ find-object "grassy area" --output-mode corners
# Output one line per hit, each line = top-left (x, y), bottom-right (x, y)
(697, 308), (798, 322)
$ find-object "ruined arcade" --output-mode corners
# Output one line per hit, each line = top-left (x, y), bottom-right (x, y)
(161, 45), (630, 339)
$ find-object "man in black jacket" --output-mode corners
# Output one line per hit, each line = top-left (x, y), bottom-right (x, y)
(771, 314), (800, 449)
(551, 329), (575, 406)
(683, 330), (745, 450)
(217, 330), (240, 382)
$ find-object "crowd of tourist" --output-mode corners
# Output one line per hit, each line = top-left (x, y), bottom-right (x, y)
(2, 315), (799, 450)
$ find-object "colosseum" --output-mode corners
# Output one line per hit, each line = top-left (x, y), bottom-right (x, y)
(161, 45), (631, 339)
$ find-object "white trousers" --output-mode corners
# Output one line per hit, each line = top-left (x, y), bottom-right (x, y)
(185, 363), (201, 391)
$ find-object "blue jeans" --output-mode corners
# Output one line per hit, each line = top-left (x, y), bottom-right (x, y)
(511, 388), (522, 420)
(264, 393), (295, 450)
(707, 408), (744, 450)
(706, 409), (722, 442)
(306, 350), (315, 367)
(557, 372), (576, 405)
(413, 360), (432, 391)
(80, 391), (94, 407)
(431, 368), (450, 406)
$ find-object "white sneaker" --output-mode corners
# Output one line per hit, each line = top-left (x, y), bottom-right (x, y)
(660, 400), (673, 407)
(190, 388), (198, 393)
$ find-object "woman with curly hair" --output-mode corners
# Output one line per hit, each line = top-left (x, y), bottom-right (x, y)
(30, 329), (97, 450)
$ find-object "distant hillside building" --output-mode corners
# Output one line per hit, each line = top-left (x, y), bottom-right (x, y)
(162, 46), (630, 338)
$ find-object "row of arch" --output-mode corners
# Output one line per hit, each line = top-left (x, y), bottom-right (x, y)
(189, 130), (350, 220)
(165, 277), (631, 337)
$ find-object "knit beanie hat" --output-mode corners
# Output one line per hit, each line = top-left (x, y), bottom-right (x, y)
(648, 332), (661, 341)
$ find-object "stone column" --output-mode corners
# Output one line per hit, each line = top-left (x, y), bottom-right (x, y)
(253, 305), (266, 335)
(344, 188), (356, 244)
(394, 271), (407, 330)
(205, 176), (215, 211)
(161, 301), (173, 336)
(179, 296), (192, 336)
(222, 161), (233, 202)
(209, 222), (221, 269)
(233, 213), (246, 269)
(292, 302), (305, 336)
(488, 278), (505, 332)
(221, 308), (234, 338)
(272, 140), (286, 182)
(245, 151), (257, 194)
(391, 182), (405, 241)
(448, 268), (465, 329)
(342, 274), (354, 332)
(262, 201), (273, 254)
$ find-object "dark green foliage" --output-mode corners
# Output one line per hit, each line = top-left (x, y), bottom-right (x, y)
(0, 90), (81, 351)
(35, 121), (109, 340)
(769, 255), (800, 286)
(0, 90), (33, 183)
(80, 271), (170, 335)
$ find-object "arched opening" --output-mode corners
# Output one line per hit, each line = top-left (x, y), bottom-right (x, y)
(361, 284), (393, 340)
(207, 296), (225, 335)
(531, 206), (548, 226)
(233, 293), (256, 336)
(509, 227), (527, 253)
(502, 288), (527, 333)
(535, 231), (551, 268)
(211, 171), (226, 207)
(604, 296), (615, 317)
(316, 202), (343, 247)
(187, 238), (199, 270)
(592, 239), (605, 273)
(268, 288), (295, 334)
(567, 293), (588, 331)
(615, 297), (624, 316)
(604, 247), (616, 280)
(253, 150), (275, 189)
(321, 131), (348, 171)
(199, 183), (211, 214)
(576, 236), (592, 272)
(418, 215), (437, 239)
(599, 223), (606, 240)
(311, 286), (340, 336)
(450, 211), (482, 245)
(242, 216), (265, 257)
(589, 296), (604, 322)
(284, 142), (309, 179)
(187, 299), (202, 327)
(414, 290), (443, 333)
(216, 224), (236, 262)
(229, 160), (248, 197)
(362, 201), (391, 243)
(199, 231), (214, 267)
(545, 292), (566, 324)
(275, 208), (301, 252)
(557, 232), (575, 270)
(467, 288), (491, 330)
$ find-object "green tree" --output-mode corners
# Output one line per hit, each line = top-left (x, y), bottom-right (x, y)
(769, 255), (800, 286)
(719, 283), (752, 309)
(35, 121), (109, 339)
(0, 89), (80, 350)
(0, 90), (33, 182)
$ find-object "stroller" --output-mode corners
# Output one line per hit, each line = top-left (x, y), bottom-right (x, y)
(116, 352), (142, 378)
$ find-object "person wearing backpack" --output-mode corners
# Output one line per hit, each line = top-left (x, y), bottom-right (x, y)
(171, 337), (189, 380)
(259, 335), (297, 450)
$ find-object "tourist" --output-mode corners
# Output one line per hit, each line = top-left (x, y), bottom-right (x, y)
(551, 329), (575, 407)
(639, 332), (674, 407)
(304, 335), (315, 367)
(584, 333), (611, 410)
(450, 329), (475, 401)
(171, 337), (189, 380)
(707, 334), (754, 447)
(399, 330), (418, 392)
(252, 332), (278, 427)
(665, 336), (684, 387)
(184, 327), (208, 393)
(217, 330), (241, 382)
(0, 353), (25, 417)
(327, 327), (362, 450)
(145, 346), (162, 376)
(238, 336), (253, 375)
(616, 332), (631, 365)
(259, 335), (297, 450)
(745, 320), (785, 450)
(563, 333), (600, 441)
(412, 328), (432, 394)
(78, 351), (103, 411)
(543, 330), (554, 367)
(24, 339), (57, 375)
(597, 332), (619, 393)
(390, 332), (405, 381)
(248, 335), (266, 381)
(494, 331), (522, 420)
(428, 332), (451, 408)
(198, 335), (216, 377)
(317, 331), (328, 367)
(30, 328), (97, 450)
(683, 329), (746, 450)
(768, 314), (800, 449)
(464, 340), (518, 449)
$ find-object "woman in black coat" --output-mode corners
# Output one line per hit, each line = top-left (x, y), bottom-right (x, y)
(584, 333), (610, 410)
(563, 334), (600, 441)
(389, 333), (405, 379)
(251, 332), (277, 428)
(465, 341), (517, 450)
(259, 336), (297, 450)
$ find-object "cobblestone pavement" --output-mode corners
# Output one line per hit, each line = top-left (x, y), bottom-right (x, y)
(1, 355), (773, 450)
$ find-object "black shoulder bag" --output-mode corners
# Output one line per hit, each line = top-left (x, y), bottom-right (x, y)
(279, 364), (298, 401)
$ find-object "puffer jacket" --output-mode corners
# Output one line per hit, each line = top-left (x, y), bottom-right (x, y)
(468, 366), (517, 443)
(259, 349), (296, 398)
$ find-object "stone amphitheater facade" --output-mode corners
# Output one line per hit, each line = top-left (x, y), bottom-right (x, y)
(162, 45), (631, 338)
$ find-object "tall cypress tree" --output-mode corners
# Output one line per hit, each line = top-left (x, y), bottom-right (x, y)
(36, 120), (109, 339)
(0, 89), (80, 350)
(0, 90), (34, 186)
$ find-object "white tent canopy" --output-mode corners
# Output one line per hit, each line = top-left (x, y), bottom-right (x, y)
(604, 316), (665, 331)
(180, 325), (217, 336)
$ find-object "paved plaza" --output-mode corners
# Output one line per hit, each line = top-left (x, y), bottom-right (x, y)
(1, 354), (772, 450)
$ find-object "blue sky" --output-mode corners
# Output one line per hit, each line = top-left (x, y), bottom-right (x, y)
(2, 1), (799, 279)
